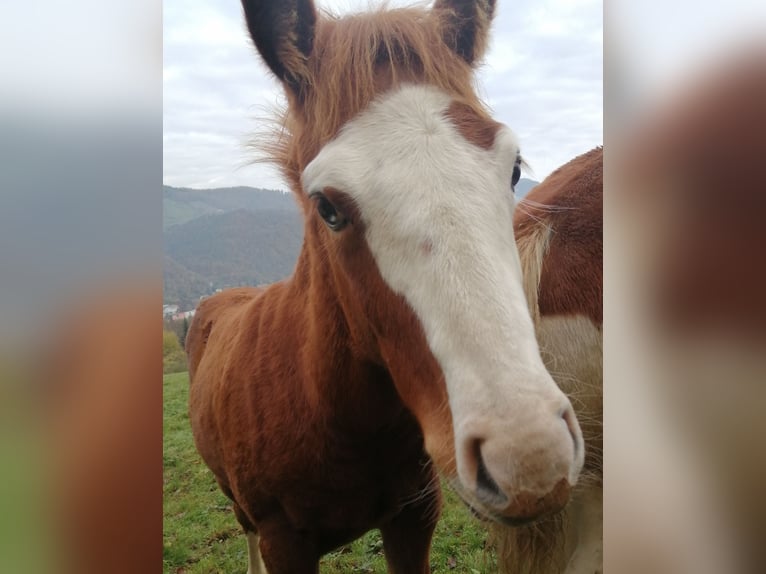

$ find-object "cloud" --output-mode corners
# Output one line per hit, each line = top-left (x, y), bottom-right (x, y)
(163, 0), (603, 189)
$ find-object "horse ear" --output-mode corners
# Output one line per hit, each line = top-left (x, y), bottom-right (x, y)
(241, 0), (317, 95)
(432, 0), (496, 65)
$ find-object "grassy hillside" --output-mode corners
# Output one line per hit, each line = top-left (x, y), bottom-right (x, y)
(163, 372), (496, 573)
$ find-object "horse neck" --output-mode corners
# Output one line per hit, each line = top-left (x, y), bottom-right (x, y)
(283, 224), (399, 425)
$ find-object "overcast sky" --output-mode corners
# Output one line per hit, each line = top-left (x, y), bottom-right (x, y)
(163, 0), (603, 190)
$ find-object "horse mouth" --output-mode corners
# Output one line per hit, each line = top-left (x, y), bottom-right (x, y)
(451, 481), (559, 527)
(464, 499), (539, 526)
(449, 482), (505, 524)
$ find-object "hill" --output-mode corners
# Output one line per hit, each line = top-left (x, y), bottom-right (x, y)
(164, 208), (303, 310)
(163, 256), (214, 312)
(163, 185), (297, 229)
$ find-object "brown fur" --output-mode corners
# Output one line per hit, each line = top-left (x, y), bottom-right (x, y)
(515, 147), (603, 326)
(446, 100), (502, 150)
(492, 148), (603, 574)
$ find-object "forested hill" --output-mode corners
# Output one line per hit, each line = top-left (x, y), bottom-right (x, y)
(163, 186), (303, 309)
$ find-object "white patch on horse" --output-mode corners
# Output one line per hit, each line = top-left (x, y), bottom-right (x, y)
(246, 531), (268, 574)
(303, 84), (583, 504)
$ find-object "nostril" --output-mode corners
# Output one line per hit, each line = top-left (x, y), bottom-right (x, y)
(560, 405), (582, 462)
(474, 440), (508, 507)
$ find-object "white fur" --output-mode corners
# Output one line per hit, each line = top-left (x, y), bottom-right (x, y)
(303, 84), (583, 503)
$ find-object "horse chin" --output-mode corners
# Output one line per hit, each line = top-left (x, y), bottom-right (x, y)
(449, 480), (562, 528)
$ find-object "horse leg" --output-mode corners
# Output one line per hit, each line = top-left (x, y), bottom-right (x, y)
(380, 480), (441, 574)
(231, 502), (315, 573)
(230, 501), (269, 574)
(256, 515), (320, 574)
(563, 483), (602, 574)
(245, 531), (269, 574)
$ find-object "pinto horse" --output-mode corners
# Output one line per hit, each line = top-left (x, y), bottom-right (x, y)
(186, 1), (585, 572)
(492, 147), (603, 574)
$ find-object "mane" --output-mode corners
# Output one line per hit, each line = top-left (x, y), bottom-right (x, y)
(253, 6), (490, 210)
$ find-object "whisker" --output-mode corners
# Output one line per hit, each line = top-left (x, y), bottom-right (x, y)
(518, 198), (574, 213)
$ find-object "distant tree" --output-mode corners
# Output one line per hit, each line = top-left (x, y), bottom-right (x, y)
(163, 330), (181, 355)
(164, 317), (185, 343)
(180, 317), (190, 349)
(163, 329), (187, 374)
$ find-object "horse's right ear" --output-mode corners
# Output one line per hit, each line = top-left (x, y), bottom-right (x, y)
(433, 0), (496, 65)
(241, 0), (317, 95)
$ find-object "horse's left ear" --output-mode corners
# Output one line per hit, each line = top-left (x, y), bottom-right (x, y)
(241, 0), (317, 96)
(432, 0), (496, 65)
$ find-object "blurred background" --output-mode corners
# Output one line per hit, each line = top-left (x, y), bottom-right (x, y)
(606, 1), (766, 572)
(0, 0), (764, 572)
(0, 1), (161, 572)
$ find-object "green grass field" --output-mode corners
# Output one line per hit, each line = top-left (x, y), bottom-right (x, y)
(163, 372), (497, 573)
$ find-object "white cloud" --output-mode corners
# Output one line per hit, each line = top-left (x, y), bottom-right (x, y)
(163, 0), (603, 189)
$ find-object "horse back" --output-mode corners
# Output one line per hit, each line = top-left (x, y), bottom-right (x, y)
(514, 147), (603, 327)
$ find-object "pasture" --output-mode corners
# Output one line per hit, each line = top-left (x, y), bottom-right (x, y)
(163, 372), (497, 573)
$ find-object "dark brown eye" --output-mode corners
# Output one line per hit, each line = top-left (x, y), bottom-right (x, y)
(511, 151), (523, 190)
(314, 194), (348, 231)
(512, 160), (521, 188)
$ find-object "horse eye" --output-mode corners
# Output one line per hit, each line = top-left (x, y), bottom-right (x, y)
(512, 163), (521, 188)
(315, 195), (347, 231)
